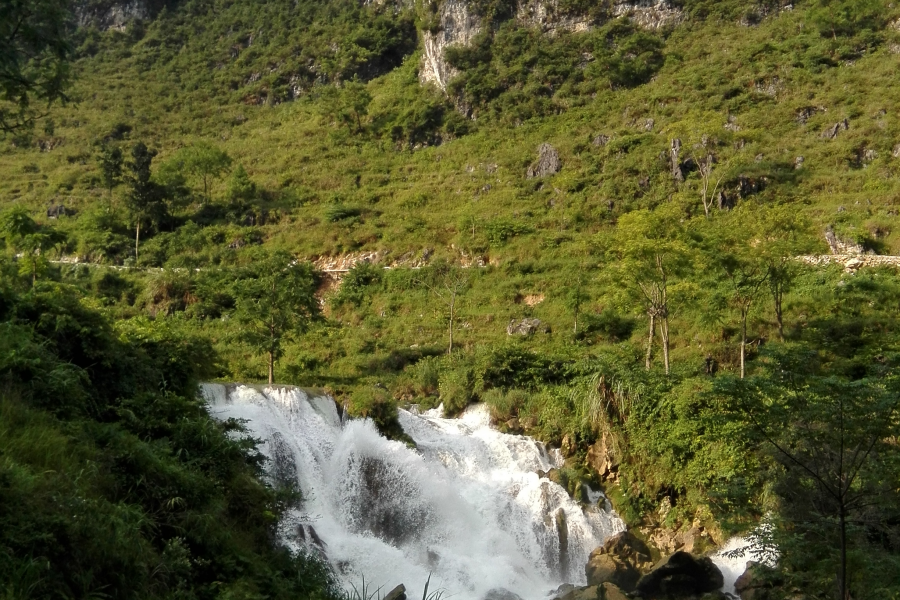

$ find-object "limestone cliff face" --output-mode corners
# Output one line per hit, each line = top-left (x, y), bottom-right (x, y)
(419, 0), (482, 90)
(420, 0), (683, 91)
(611, 0), (683, 30)
(74, 0), (172, 30)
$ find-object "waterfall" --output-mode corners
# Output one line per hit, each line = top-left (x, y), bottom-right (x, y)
(202, 384), (625, 600)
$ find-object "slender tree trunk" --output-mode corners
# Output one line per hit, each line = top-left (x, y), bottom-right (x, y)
(773, 282), (784, 341)
(740, 304), (748, 379)
(268, 350), (274, 385)
(839, 507), (847, 600)
(135, 222), (140, 262)
(448, 295), (455, 355)
(645, 312), (655, 370)
(573, 306), (578, 334)
(660, 316), (670, 376)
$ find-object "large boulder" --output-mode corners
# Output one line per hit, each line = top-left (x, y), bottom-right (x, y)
(527, 143), (562, 178)
(483, 589), (523, 600)
(634, 551), (724, 599)
(586, 431), (618, 480)
(586, 531), (653, 590)
(585, 554), (640, 590)
(507, 318), (548, 336)
(558, 583), (629, 600)
(734, 561), (780, 600)
(384, 584), (406, 600)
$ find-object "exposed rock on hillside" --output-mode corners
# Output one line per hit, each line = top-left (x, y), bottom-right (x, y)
(527, 143), (561, 178)
(507, 317), (549, 335)
(420, 0), (482, 90)
(421, 0), (682, 91)
(612, 0), (683, 30)
(517, 0), (592, 34)
(74, 0), (156, 30)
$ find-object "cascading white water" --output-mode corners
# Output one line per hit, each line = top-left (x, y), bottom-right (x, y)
(201, 383), (625, 600)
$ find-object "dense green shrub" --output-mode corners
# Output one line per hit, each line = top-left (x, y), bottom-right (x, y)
(439, 365), (475, 416)
(0, 281), (339, 600)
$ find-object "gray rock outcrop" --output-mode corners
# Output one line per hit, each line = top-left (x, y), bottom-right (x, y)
(821, 119), (849, 139)
(75, 0), (153, 30)
(421, 0), (682, 92)
(507, 317), (549, 335)
(420, 0), (482, 90)
(527, 143), (561, 178)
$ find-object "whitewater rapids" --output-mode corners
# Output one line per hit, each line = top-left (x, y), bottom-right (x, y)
(202, 383), (625, 599)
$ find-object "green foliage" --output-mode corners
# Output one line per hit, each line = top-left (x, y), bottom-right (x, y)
(477, 345), (567, 390)
(0, 0), (72, 133)
(124, 141), (168, 261)
(0, 206), (66, 285)
(447, 18), (665, 122)
(163, 141), (232, 202)
(716, 346), (900, 598)
(438, 364), (475, 416)
(226, 164), (258, 204)
(333, 261), (383, 307)
(233, 248), (320, 383)
(0, 281), (340, 600)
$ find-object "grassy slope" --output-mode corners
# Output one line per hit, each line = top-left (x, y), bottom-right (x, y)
(2, 0), (900, 582)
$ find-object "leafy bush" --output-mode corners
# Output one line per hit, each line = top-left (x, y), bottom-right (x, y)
(439, 365), (475, 416)
(478, 346), (568, 390)
(325, 204), (362, 222)
(333, 261), (383, 307)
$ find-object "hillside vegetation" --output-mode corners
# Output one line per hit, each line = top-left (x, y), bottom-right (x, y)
(2, 0), (900, 597)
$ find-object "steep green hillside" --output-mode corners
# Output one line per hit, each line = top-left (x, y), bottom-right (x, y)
(2, 0), (900, 596)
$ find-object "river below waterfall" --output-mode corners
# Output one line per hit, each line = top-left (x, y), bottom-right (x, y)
(202, 383), (625, 599)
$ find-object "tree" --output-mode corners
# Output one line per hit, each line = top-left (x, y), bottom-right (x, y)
(719, 347), (900, 600)
(703, 210), (769, 379)
(319, 79), (371, 134)
(0, 0), (71, 133)
(565, 272), (589, 334)
(417, 265), (469, 355)
(124, 142), (166, 262)
(755, 206), (815, 341)
(233, 250), (319, 384)
(166, 141), (232, 203)
(97, 143), (123, 211)
(610, 205), (691, 375)
(1, 206), (65, 285)
(690, 140), (736, 219)
(225, 164), (257, 204)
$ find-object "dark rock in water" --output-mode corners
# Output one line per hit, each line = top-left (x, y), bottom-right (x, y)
(483, 588), (523, 600)
(552, 583), (576, 599)
(559, 583), (629, 600)
(633, 551), (724, 598)
(384, 584), (407, 600)
(527, 143), (561, 178)
(586, 531), (653, 590)
(296, 524), (327, 555)
(585, 553), (640, 591)
(734, 561), (780, 600)
(556, 508), (569, 580)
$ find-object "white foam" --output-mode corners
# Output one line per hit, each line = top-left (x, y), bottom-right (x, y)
(202, 385), (625, 600)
